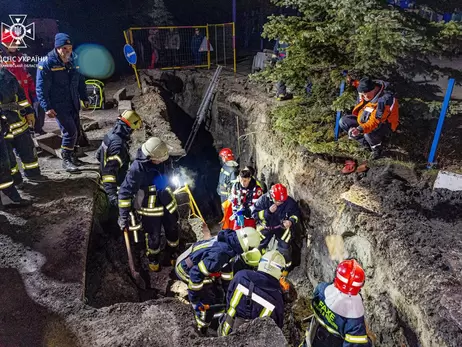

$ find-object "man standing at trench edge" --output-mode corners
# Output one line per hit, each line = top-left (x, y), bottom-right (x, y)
(36, 33), (89, 173)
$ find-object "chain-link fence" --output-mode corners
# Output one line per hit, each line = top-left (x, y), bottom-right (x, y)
(124, 23), (236, 72)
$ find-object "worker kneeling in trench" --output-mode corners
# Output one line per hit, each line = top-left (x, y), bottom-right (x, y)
(174, 226), (261, 335)
(118, 137), (180, 273)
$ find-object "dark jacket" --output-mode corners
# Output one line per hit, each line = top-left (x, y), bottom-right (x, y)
(225, 269), (284, 333)
(118, 149), (177, 221)
(36, 49), (88, 113)
(0, 69), (34, 139)
(191, 34), (204, 52)
(96, 120), (132, 202)
(176, 229), (243, 303)
(308, 282), (372, 347)
(252, 192), (300, 228)
(217, 161), (239, 199)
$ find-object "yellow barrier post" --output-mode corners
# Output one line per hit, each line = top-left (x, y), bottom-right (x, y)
(206, 25), (211, 69)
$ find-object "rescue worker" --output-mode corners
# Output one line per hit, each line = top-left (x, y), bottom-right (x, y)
(118, 137), (179, 272)
(217, 148), (239, 203)
(0, 67), (41, 185)
(1, 35), (45, 135)
(218, 250), (285, 336)
(36, 33), (89, 173)
(339, 77), (399, 159)
(301, 259), (372, 347)
(175, 225), (261, 333)
(252, 183), (300, 271)
(0, 114), (31, 209)
(96, 110), (142, 207)
(228, 167), (263, 230)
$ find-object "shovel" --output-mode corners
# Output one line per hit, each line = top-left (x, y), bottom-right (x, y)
(123, 228), (146, 289)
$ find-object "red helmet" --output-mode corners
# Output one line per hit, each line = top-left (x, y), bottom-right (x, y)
(334, 259), (365, 295)
(270, 183), (288, 202)
(219, 148), (235, 162)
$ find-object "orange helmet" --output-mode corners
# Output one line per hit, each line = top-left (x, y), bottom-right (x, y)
(219, 148), (235, 162)
(334, 259), (365, 295)
(270, 183), (288, 202)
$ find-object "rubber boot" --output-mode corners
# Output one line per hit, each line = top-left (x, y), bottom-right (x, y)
(1, 186), (32, 208)
(71, 147), (85, 166)
(62, 150), (80, 173)
(371, 144), (382, 160)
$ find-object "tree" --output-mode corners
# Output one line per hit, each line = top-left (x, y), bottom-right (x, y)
(255, 0), (462, 156)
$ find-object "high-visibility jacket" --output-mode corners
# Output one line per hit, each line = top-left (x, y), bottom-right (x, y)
(118, 149), (178, 222)
(220, 269), (284, 336)
(303, 282), (372, 347)
(96, 120), (132, 202)
(217, 161), (239, 199)
(4, 53), (37, 104)
(353, 80), (399, 134)
(175, 229), (242, 304)
(0, 69), (34, 139)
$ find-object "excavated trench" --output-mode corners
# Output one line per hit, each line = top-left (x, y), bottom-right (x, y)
(152, 69), (462, 347)
(78, 69), (462, 347)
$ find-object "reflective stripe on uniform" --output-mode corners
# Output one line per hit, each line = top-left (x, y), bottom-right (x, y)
(137, 210), (164, 217)
(18, 99), (30, 107)
(176, 262), (189, 282)
(281, 228), (291, 243)
(195, 315), (208, 328)
(9, 118), (27, 129)
(166, 199), (178, 213)
(148, 194), (156, 208)
(313, 309), (342, 337)
(11, 164), (19, 175)
(290, 215), (299, 223)
(192, 239), (215, 253)
(235, 284), (275, 314)
(0, 180), (14, 190)
(102, 175), (116, 183)
(22, 161), (39, 170)
(51, 67), (65, 71)
(119, 199), (132, 208)
(106, 155), (123, 167)
(188, 279), (204, 291)
(12, 123), (29, 136)
(149, 185), (156, 192)
(198, 260), (210, 276)
(61, 145), (74, 151)
(221, 272), (233, 281)
(258, 210), (265, 222)
(167, 239), (179, 247)
(222, 169), (230, 176)
(345, 334), (369, 344)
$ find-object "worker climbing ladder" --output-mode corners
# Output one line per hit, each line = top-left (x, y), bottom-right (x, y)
(184, 65), (223, 154)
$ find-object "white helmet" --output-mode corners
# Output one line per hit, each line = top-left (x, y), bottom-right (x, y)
(241, 248), (262, 267)
(141, 137), (169, 162)
(235, 227), (261, 253)
(258, 250), (286, 280)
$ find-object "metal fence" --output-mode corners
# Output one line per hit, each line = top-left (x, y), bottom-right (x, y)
(208, 23), (236, 71)
(124, 23), (236, 72)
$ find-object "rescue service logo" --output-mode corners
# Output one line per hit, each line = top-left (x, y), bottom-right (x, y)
(1, 15), (35, 49)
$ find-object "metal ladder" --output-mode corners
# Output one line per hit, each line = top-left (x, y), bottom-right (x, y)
(184, 66), (223, 154)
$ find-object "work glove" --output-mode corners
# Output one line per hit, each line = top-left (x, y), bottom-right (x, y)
(117, 216), (129, 231)
(192, 302), (207, 314)
(25, 113), (35, 128)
